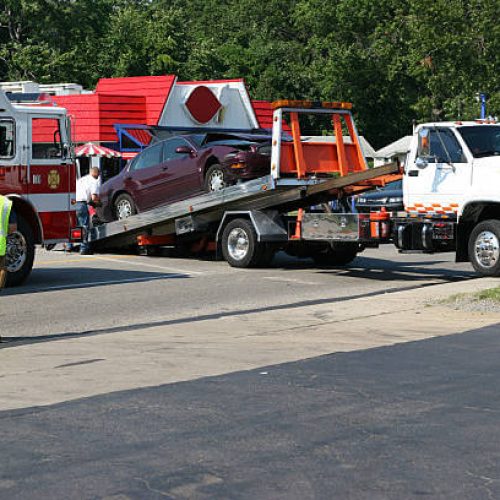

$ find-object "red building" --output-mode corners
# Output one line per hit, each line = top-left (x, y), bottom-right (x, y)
(52, 75), (281, 148)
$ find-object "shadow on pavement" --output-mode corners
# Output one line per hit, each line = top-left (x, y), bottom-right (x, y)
(1, 266), (190, 297)
(2, 324), (500, 498)
(268, 253), (476, 282)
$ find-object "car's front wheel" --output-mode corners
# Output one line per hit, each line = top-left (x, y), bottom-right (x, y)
(114, 193), (137, 220)
(204, 164), (227, 192)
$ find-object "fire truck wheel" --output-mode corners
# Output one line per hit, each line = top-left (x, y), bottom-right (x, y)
(468, 220), (500, 277)
(312, 243), (359, 267)
(222, 218), (266, 268)
(204, 164), (227, 192)
(114, 193), (137, 220)
(5, 214), (35, 287)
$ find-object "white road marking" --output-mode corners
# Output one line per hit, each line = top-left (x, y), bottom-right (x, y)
(95, 255), (208, 275)
(263, 277), (320, 286)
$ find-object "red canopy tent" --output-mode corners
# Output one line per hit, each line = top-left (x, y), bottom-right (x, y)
(75, 142), (121, 158)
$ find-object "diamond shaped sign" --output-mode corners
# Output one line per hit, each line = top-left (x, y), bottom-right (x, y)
(184, 86), (222, 124)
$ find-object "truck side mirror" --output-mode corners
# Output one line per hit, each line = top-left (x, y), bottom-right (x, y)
(415, 157), (428, 169)
(62, 142), (72, 159)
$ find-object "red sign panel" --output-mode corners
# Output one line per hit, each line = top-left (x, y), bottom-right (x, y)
(184, 86), (222, 124)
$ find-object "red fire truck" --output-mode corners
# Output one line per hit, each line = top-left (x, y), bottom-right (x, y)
(0, 90), (76, 286)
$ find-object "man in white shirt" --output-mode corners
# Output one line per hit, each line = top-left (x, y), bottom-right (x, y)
(75, 167), (101, 255)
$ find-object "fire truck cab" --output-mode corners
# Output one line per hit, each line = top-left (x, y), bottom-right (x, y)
(0, 90), (75, 286)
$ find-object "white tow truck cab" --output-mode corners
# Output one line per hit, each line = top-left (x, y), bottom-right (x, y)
(396, 120), (500, 275)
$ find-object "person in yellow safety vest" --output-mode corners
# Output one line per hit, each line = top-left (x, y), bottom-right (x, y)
(0, 195), (17, 290)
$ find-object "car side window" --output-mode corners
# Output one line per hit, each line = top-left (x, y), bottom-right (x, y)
(163, 138), (191, 162)
(131, 143), (163, 171)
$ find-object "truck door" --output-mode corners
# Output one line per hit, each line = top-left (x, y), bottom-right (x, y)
(0, 117), (24, 195)
(28, 115), (72, 241)
(405, 126), (471, 214)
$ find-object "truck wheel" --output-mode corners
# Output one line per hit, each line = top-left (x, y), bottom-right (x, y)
(114, 193), (136, 220)
(313, 243), (359, 267)
(468, 220), (500, 276)
(222, 218), (266, 268)
(5, 214), (35, 287)
(204, 164), (227, 192)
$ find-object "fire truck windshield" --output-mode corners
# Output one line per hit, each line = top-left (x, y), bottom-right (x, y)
(458, 125), (500, 158)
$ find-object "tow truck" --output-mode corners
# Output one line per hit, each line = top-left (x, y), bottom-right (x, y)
(88, 102), (500, 277)
(87, 99), (400, 267)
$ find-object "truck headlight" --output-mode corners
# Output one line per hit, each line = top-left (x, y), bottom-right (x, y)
(388, 197), (403, 203)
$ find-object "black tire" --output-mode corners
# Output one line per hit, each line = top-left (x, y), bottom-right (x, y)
(5, 214), (35, 287)
(204, 164), (227, 192)
(221, 218), (267, 268)
(468, 219), (500, 276)
(113, 193), (137, 220)
(312, 243), (359, 267)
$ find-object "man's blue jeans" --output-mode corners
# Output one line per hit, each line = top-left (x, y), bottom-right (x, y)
(76, 202), (90, 253)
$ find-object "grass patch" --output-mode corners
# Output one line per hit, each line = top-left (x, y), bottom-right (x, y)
(441, 286), (500, 305)
(437, 286), (500, 313)
(475, 287), (500, 302)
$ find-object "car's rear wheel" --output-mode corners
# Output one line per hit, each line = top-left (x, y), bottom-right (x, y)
(114, 193), (137, 220)
(204, 164), (227, 192)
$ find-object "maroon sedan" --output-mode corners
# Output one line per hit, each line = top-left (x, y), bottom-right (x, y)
(99, 133), (272, 221)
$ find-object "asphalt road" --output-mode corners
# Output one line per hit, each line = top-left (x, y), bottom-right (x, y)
(2, 323), (500, 499)
(1, 245), (475, 340)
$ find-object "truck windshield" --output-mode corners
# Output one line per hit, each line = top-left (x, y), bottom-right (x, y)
(458, 126), (500, 158)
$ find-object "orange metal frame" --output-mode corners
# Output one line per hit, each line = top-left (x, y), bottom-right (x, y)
(280, 110), (367, 178)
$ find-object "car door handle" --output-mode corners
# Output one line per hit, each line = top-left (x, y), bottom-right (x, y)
(408, 170), (419, 177)
(161, 166), (169, 171)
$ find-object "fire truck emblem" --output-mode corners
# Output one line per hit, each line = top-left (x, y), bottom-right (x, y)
(47, 169), (61, 190)
(184, 86), (223, 124)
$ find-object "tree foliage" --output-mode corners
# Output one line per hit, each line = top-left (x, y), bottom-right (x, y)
(0, 0), (498, 147)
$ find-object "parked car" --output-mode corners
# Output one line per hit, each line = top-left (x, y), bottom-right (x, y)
(99, 133), (273, 220)
(355, 179), (403, 213)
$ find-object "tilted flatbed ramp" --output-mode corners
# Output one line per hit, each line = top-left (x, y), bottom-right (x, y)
(90, 163), (399, 249)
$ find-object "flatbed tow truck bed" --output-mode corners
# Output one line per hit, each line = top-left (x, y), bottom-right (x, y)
(89, 163), (399, 251)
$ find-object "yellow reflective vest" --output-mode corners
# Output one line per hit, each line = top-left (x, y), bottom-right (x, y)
(0, 195), (12, 257)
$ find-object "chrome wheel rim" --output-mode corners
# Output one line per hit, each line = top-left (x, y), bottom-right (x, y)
(209, 169), (226, 191)
(6, 231), (27, 273)
(227, 228), (249, 261)
(116, 199), (133, 219)
(475, 230), (500, 268)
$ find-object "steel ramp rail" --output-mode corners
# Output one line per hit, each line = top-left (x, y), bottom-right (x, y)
(89, 163), (399, 249)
